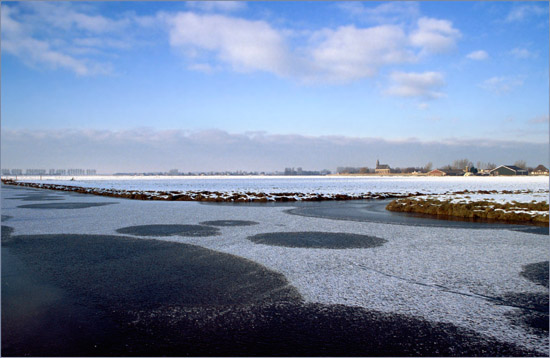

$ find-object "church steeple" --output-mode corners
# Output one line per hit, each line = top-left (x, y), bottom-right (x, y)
(376, 159), (379, 168)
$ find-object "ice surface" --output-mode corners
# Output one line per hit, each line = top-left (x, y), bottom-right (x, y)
(2, 184), (548, 354)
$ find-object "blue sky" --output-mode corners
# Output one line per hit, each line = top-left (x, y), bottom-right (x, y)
(1, 1), (549, 172)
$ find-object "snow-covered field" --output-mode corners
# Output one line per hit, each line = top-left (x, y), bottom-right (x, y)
(8, 175), (549, 196)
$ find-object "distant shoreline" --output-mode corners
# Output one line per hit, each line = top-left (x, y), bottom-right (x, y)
(2, 173), (548, 181)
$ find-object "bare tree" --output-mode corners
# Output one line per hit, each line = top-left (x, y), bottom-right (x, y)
(514, 160), (527, 169)
(452, 158), (471, 170)
(486, 162), (497, 170)
(424, 162), (433, 172)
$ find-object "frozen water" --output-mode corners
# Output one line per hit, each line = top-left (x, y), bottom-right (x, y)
(2, 183), (548, 355)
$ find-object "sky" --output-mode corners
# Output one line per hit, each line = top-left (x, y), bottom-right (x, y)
(1, 1), (549, 173)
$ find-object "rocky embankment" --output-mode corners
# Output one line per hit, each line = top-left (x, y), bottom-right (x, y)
(1, 179), (414, 202)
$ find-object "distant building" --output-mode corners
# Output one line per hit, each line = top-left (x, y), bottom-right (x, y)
(68, 169), (85, 176)
(490, 165), (528, 176)
(25, 169), (46, 175)
(442, 169), (465, 176)
(427, 169), (446, 176)
(86, 169), (97, 175)
(530, 165), (549, 175)
(1, 169), (11, 175)
(375, 160), (390, 174)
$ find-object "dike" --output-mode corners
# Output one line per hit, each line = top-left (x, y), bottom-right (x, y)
(386, 197), (549, 226)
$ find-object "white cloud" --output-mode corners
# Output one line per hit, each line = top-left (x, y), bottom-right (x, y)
(164, 12), (292, 76)
(479, 76), (524, 94)
(186, 1), (246, 13)
(505, 4), (547, 22)
(510, 47), (537, 59)
(164, 12), (420, 83)
(466, 50), (488, 60)
(409, 17), (461, 54)
(386, 71), (445, 99)
(4, 2), (463, 84)
(308, 25), (415, 82)
(417, 102), (429, 110)
(338, 1), (420, 24)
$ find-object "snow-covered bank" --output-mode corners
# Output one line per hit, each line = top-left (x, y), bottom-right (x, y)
(4, 175), (548, 195)
(387, 196), (549, 225)
(1, 179), (414, 202)
(3, 177), (548, 205)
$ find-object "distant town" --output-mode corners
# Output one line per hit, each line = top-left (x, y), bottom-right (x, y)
(2, 159), (548, 177)
(2, 168), (97, 176)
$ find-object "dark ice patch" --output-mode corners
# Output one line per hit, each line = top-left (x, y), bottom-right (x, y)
(2, 215), (13, 222)
(2, 225), (14, 244)
(499, 292), (549, 336)
(521, 261), (549, 288)
(125, 302), (539, 357)
(116, 224), (219, 237)
(4, 233), (300, 309)
(17, 202), (117, 209)
(2, 232), (540, 357)
(200, 220), (259, 227)
(247, 231), (387, 249)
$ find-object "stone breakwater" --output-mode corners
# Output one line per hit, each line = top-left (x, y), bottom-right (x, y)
(1, 179), (415, 202)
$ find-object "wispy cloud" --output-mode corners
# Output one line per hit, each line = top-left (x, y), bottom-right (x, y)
(386, 71), (445, 99)
(186, 1), (246, 13)
(466, 50), (488, 60)
(1, 2), (156, 76)
(509, 47), (537, 59)
(505, 4), (547, 22)
(479, 76), (524, 94)
(1, 5), (112, 76)
(529, 115), (549, 124)
(17, 1), (131, 33)
(337, 1), (420, 24)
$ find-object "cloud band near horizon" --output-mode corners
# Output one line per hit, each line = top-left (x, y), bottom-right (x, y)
(2, 128), (547, 173)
